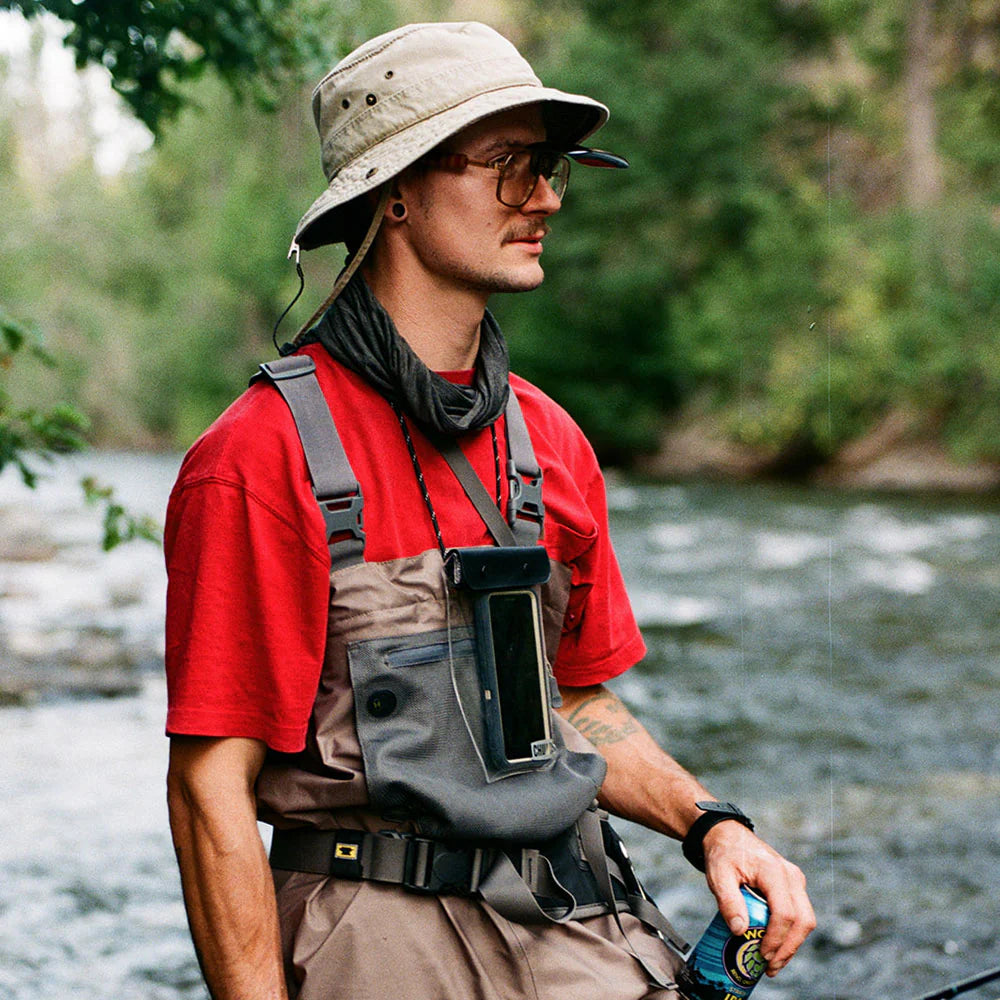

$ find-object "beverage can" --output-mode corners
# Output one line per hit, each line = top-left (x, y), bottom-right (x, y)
(676, 886), (770, 1000)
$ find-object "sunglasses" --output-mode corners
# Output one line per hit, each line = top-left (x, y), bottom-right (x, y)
(426, 141), (629, 207)
(427, 143), (572, 207)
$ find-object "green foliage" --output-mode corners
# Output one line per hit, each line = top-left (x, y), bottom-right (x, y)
(0, 309), (152, 550)
(0, 308), (89, 486)
(498, 0), (806, 457)
(0, 0), (347, 133)
(81, 475), (162, 550)
(4, 0), (1000, 475)
(0, 7), (386, 450)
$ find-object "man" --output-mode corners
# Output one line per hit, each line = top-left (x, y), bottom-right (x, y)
(164, 21), (814, 1000)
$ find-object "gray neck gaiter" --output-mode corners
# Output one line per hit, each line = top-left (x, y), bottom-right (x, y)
(301, 276), (510, 436)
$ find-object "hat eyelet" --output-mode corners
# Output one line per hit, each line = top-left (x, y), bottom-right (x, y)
(385, 70), (394, 79)
(365, 167), (378, 179)
(366, 93), (378, 106)
(341, 99), (350, 109)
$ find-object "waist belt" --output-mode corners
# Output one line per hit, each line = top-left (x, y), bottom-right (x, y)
(270, 825), (621, 914)
(269, 809), (690, 961)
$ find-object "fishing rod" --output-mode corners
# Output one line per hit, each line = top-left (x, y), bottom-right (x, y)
(910, 964), (1000, 1000)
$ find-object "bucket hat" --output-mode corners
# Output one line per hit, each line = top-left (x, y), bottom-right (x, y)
(292, 21), (611, 252)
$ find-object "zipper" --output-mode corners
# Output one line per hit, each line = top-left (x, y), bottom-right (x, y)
(386, 637), (475, 668)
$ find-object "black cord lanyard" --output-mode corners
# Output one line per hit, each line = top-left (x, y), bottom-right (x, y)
(392, 403), (502, 558)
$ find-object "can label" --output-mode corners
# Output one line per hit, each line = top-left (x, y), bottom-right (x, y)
(677, 887), (769, 1000)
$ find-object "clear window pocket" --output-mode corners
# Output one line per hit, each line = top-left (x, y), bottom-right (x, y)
(474, 588), (555, 770)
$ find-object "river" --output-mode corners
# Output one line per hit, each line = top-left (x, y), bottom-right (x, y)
(1, 453), (998, 1000)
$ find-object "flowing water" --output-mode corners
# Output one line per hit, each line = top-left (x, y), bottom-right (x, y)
(1, 454), (998, 1000)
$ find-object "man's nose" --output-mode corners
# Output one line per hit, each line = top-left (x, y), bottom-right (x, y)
(522, 174), (562, 214)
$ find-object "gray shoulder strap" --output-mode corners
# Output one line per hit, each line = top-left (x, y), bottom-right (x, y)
(504, 391), (544, 546)
(253, 355), (365, 568)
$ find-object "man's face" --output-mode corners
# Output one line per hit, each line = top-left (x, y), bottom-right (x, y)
(395, 105), (562, 297)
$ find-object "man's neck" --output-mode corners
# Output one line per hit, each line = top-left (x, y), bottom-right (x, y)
(363, 267), (487, 371)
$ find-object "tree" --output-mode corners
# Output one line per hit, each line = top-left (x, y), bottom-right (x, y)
(0, 0), (331, 134)
(0, 0), (386, 543)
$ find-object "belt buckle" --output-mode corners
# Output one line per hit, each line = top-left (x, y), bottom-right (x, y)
(401, 837), (437, 893)
(401, 837), (484, 895)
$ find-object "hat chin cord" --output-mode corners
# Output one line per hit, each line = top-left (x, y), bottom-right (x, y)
(275, 184), (393, 355)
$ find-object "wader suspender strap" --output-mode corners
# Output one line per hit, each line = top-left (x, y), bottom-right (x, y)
(252, 356), (364, 568)
(254, 357), (542, 557)
(503, 391), (544, 545)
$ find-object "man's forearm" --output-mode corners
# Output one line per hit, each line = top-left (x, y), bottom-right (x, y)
(557, 683), (711, 837)
(167, 739), (288, 1000)
(558, 682), (816, 974)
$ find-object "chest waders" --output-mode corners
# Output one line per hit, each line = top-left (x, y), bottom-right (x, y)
(253, 355), (688, 986)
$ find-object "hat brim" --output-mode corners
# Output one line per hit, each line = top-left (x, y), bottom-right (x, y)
(293, 85), (607, 251)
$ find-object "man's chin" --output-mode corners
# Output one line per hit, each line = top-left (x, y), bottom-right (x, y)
(490, 266), (545, 294)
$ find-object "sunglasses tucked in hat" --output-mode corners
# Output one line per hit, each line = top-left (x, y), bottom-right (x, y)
(292, 21), (622, 252)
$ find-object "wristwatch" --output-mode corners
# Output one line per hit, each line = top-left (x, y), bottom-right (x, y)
(681, 801), (755, 872)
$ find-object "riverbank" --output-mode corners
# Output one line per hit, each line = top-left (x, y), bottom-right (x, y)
(640, 407), (1000, 493)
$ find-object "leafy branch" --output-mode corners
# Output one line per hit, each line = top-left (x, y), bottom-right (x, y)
(0, 309), (88, 486)
(1, 307), (161, 550)
(1, 0), (333, 134)
(81, 476), (162, 551)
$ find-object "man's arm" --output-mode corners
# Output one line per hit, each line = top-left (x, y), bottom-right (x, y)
(558, 684), (816, 977)
(166, 736), (288, 1000)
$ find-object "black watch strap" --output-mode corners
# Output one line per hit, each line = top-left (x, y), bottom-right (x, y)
(681, 801), (754, 872)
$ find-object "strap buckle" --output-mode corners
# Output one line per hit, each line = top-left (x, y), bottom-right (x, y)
(318, 493), (365, 546)
(259, 356), (316, 380)
(506, 460), (544, 528)
(401, 837), (486, 895)
(402, 837), (436, 893)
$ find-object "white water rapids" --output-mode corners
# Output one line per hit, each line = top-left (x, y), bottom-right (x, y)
(1, 454), (998, 999)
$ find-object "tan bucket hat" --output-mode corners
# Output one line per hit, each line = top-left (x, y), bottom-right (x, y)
(292, 21), (610, 252)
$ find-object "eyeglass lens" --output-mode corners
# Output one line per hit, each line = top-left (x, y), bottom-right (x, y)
(498, 149), (570, 207)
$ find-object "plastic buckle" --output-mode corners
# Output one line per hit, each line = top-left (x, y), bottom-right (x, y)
(402, 837), (437, 893)
(506, 460), (543, 527)
(328, 830), (365, 880)
(402, 838), (479, 895)
(318, 493), (365, 545)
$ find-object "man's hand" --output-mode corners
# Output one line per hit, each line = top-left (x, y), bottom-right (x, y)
(701, 819), (816, 976)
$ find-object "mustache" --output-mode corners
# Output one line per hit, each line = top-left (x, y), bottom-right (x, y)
(504, 223), (551, 243)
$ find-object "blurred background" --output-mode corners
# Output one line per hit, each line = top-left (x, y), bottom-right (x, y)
(0, 2), (998, 999)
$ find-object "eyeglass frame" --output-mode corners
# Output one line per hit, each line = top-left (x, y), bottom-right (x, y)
(424, 143), (572, 207)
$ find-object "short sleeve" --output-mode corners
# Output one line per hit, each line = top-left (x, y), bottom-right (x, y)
(549, 460), (647, 687)
(164, 466), (330, 753)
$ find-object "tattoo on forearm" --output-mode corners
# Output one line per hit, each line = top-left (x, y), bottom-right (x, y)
(565, 691), (640, 747)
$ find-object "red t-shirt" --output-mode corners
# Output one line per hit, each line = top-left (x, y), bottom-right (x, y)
(164, 344), (646, 752)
